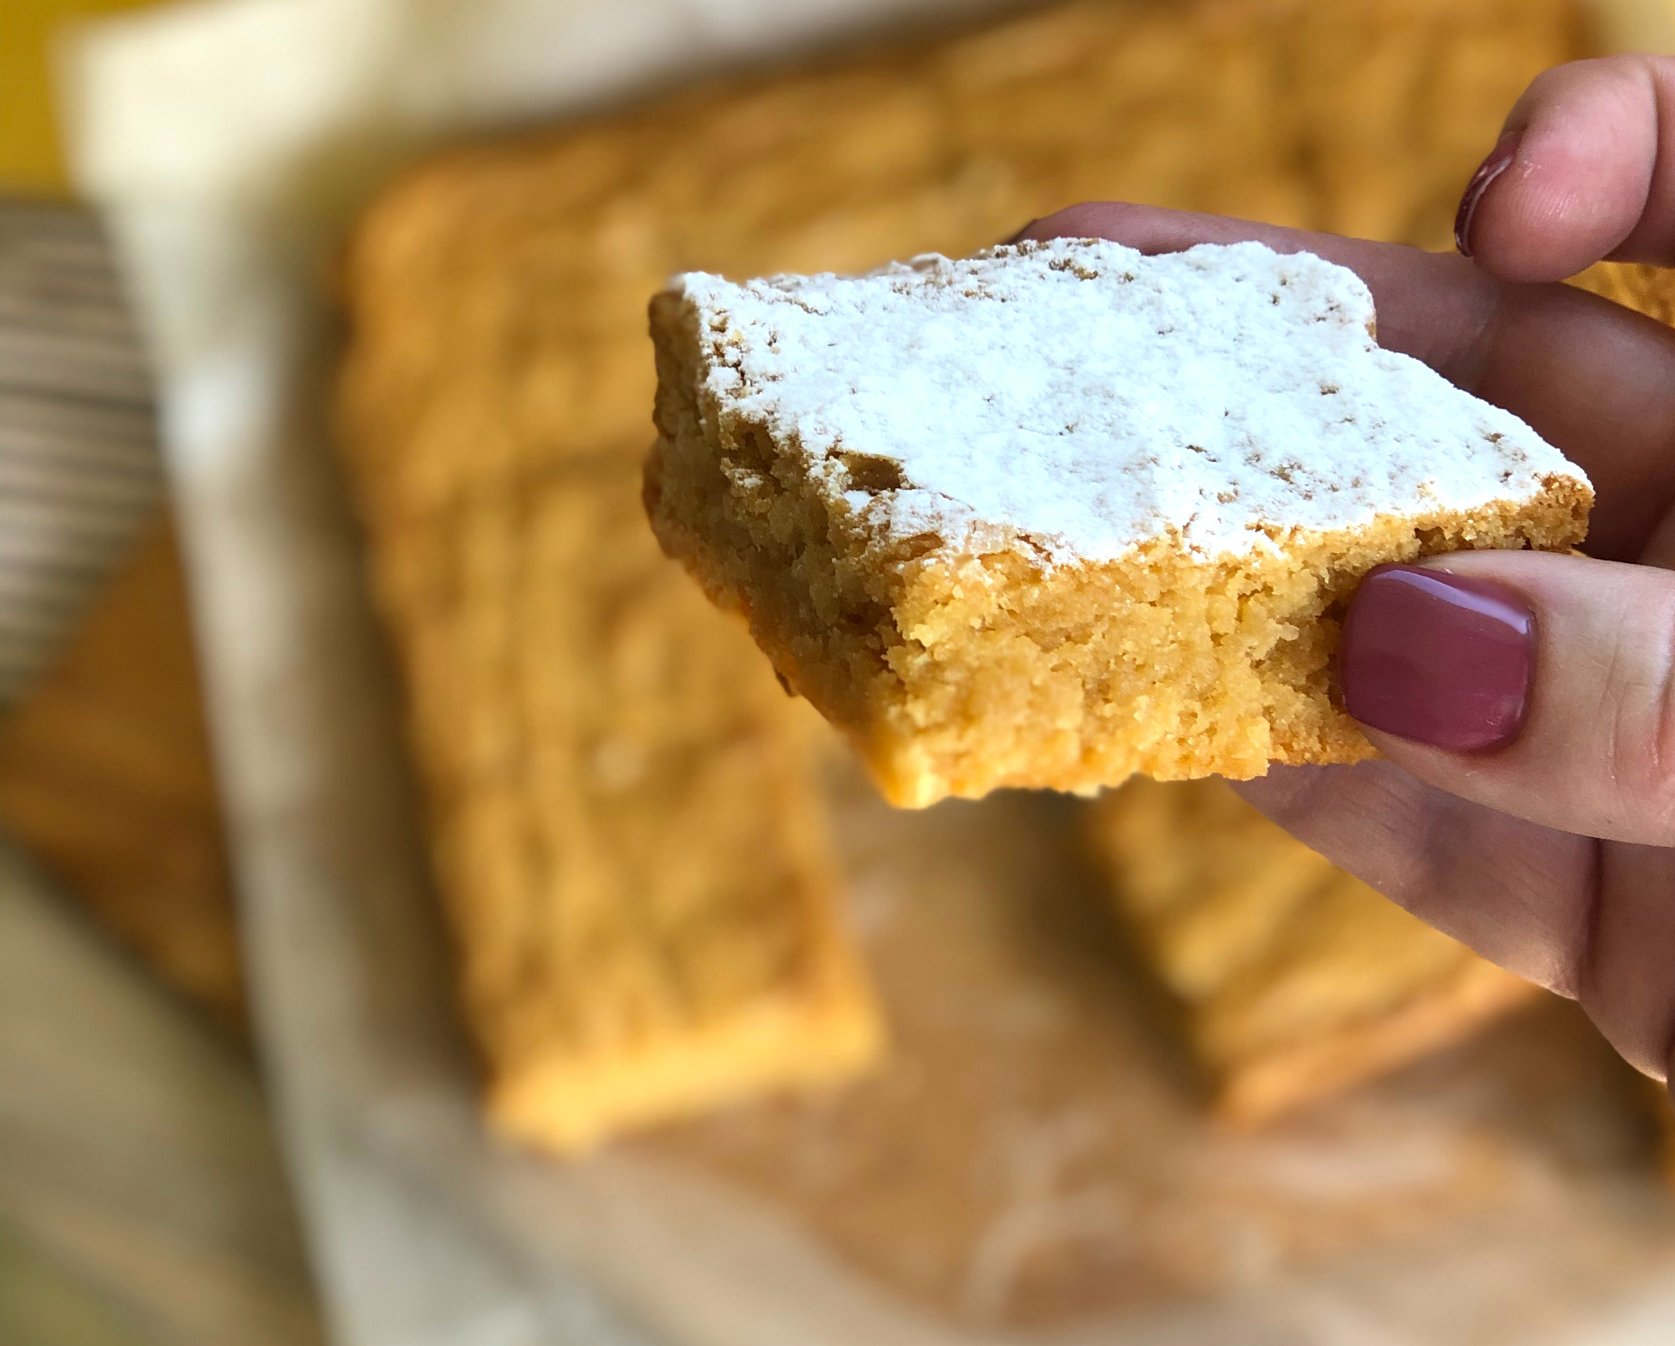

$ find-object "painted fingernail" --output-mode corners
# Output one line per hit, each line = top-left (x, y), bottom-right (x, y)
(1454, 129), (1521, 258)
(1001, 219), (1038, 246)
(1340, 565), (1536, 752)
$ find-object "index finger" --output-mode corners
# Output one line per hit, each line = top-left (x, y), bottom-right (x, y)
(1462, 56), (1675, 283)
(1018, 202), (1675, 561)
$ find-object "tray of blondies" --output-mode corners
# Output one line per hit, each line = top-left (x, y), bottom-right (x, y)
(71, 0), (1675, 1340)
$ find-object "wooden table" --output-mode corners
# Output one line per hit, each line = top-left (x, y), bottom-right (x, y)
(0, 196), (321, 1342)
(0, 520), (246, 1031)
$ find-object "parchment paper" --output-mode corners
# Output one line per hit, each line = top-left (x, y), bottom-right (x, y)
(63, 1), (1675, 1343)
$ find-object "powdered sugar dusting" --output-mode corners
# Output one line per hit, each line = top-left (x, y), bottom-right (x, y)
(675, 239), (1588, 563)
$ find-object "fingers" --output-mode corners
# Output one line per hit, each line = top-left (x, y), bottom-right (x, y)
(1232, 763), (1591, 995)
(1017, 202), (1675, 561)
(1586, 842), (1675, 1078)
(1250, 509), (1675, 1076)
(1236, 765), (1675, 1081)
(1458, 56), (1675, 282)
(1339, 549), (1675, 846)
(1017, 202), (1675, 1079)
(1017, 205), (1493, 377)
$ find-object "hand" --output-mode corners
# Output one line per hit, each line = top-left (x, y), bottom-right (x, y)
(1018, 54), (1675, 1083)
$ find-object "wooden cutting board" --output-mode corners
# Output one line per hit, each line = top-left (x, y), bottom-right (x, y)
(0, 195), (240, 1030)
(0, 516), (244, 1030)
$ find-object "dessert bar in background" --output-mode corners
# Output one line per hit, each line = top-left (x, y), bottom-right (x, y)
(337, 240), (882, 1157)
(1084, 779), (1538, 1124)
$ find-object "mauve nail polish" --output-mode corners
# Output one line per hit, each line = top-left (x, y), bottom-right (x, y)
(1339, 566), (1536, 752)
(1454, 130), (1521, 258)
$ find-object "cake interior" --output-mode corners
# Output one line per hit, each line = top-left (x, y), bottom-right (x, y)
(648, 292), (1589, 807)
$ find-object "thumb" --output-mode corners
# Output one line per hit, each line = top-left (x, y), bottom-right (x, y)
(1335, 549), (1675, 844)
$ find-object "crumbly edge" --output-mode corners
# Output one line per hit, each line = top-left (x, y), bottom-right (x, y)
(487, 970), (884, 1153)
(646, 287), (1591, 807)
(1210, 958), (1536, 1126)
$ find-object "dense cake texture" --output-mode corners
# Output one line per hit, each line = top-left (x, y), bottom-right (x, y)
(1086, 780), (1536, 1124)
(339, 300), (883, 1156)
(360, 460), (882, 1154)
(647, 238), (1592, 807)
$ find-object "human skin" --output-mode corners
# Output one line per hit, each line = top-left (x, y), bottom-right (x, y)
(1019, 54), (1675, 1086)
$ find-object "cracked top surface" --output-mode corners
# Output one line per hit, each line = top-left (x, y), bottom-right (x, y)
(671, 238), (1590, 563)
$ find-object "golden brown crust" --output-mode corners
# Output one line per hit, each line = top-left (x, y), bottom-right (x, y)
(1084, 779), (1537, 1125)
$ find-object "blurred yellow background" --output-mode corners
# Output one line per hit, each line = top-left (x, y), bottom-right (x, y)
(0, 0), (160, 194)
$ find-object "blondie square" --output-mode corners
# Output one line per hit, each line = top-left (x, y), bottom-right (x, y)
(1085, 779), (1536, 1124)
(647, 238), (1591, 807)
(411, 472), (882, 1154)
(339, 254), (882, 1160)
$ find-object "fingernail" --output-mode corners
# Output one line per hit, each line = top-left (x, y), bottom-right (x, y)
(1001, 219), (1038, 246)
(1340, 566), (1535, 752)
(1454, 129), (1521, 258)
